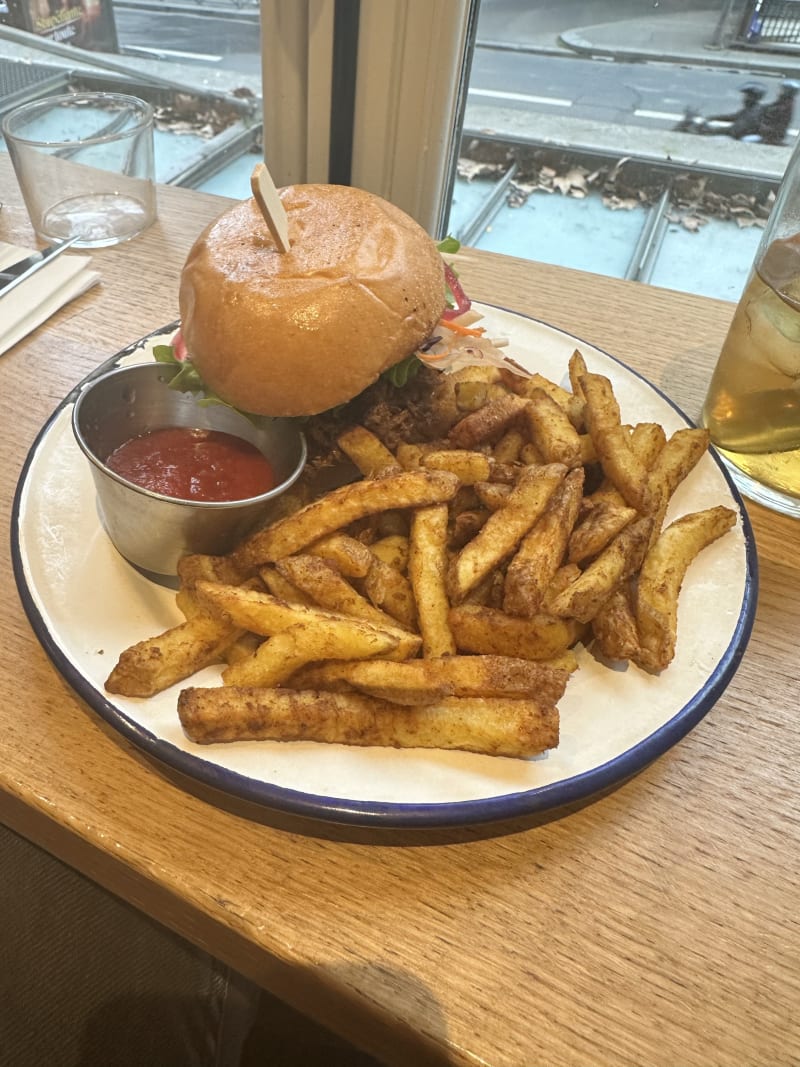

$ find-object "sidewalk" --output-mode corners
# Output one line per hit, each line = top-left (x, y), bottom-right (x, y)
(559, 9), (800, 76)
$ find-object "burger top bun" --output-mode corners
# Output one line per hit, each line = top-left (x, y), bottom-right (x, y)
(178, 184), (447, 417)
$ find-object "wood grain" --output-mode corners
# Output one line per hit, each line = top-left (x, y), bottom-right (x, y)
(1, 155), (798, 1067)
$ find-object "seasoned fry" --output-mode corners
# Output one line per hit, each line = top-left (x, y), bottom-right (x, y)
(503, 467), (584, 617)
(581, 371), (651, 513)
(222, 621), (400, 687)
(276, 553), (407, 630)
(369, 534), (410, 572)
(567, 349), (589, 409)
(448, 393), (528, 448)
(449, 364), (504, 385)
(194, 580), (422, 660)
(288, 655), (569, 706)
(363, 557), (417, 630)
(578, 434), (598, 466)
(106, 612), (243, 698)
(395, 442), (436, 470)
(337, 425), (402, 476)
(449, 604), (585, 661)
(260, 566), (314, 605)
(489, 461), (523, 485)
(232, 469), (459, 568)
(591, 584), (640, 662)
(178, 687), (560, 759)
(629, 421), (667, 468)
(519, 442), (545, 466)
(306, 532), (373, 578)
(568, 499), (638, 564)
(548, 516), (653, 624)
(540, 563), (583, 614)
(474, 481), (512, 511)
(223, 631), (263, 666)
(409, 503), (456, 657)
(509, 370), (584, 429)
(523, 388), (584, 467)
(634, 505), (736, 672)
(650, 427), (710, 497)
(448, 463), (566, 604)
(492, 428), (525, 463)
(647, 427), (711, 533)
(176, 584), (203, 621)
(177, 552), (247, 589)
(423, 449), (492, 484)
(454, 380), (509, 412)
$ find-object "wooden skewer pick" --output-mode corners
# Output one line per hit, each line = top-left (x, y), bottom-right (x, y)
(250, 162), (291, 252)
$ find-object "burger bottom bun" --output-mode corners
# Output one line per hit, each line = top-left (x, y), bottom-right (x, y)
(178, 185), (447, 416)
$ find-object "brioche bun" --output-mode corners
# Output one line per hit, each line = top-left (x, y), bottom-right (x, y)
(178, 184), (446, 417)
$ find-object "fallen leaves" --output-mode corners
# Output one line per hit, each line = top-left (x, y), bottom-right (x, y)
(456, 141), (774, 233)
(153, 93), (252, 139)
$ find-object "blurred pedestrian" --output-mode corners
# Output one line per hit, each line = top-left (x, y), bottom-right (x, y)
(759, 80), (800, 145)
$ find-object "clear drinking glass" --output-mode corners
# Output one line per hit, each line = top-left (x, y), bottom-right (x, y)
(702, 139), (800, 517)
(1, 92), (156, 248)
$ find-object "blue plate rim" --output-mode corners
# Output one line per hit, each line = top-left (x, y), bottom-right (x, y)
(11, 308), (759, 829)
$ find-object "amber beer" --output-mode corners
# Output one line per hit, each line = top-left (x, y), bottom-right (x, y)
(703, 231), (800, 516)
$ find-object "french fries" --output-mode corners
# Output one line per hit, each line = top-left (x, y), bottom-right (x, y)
(232, 469), (459, 570)
(447, 463), (566, 604)
(503, 468), (585, 617)
(221, 621), (401, 688)
(107, 340), (738, 762)
(283, 655), (571, 706)
(178, 687), (560, 759)
(634, 505), (736, 672)
(337, 425), (402, 477)
(523, 388), (584, 467)
(580, 371), (652, 513)
(409, 503), (456, 657)
(274, 553), (404, 631)
(306, 532), (374, 578)
(449, 604), (586, 661)
(546, 517), (653, 624)
(106, 611), (243, 698)
(194, 581), (422, 661)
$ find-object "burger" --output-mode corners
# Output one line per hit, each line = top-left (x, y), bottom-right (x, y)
(160, 183), (496, 464)
(177, 183), (451, 414)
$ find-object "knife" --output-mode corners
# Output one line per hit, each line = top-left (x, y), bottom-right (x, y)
(0, 236), (81, 299)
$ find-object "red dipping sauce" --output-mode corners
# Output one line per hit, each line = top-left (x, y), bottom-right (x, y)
(106, 427), (276, 502)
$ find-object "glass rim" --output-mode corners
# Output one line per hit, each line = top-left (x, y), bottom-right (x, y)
(0, 91), (154, 149)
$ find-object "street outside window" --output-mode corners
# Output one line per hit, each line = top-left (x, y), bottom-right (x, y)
(1, 0), (797, 301)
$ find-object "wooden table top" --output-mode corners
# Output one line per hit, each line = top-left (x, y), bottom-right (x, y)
(1, 154), (798, 1067)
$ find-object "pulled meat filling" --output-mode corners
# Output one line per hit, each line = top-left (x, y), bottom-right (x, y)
(302, 364), (454, 468)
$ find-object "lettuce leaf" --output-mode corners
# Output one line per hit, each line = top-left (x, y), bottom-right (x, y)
(153, 344), (255, 419)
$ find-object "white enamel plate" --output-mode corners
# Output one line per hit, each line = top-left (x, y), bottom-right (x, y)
(12, 305), (758, 827)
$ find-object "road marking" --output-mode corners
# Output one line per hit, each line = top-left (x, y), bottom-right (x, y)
(468, 88), (572, 107)
(635, 108), (685, 121)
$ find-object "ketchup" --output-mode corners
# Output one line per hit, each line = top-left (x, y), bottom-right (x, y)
(106, 427), (276, 502)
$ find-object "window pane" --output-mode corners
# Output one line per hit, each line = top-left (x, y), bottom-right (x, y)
(450, 0), (797, 300)
(0, 0), (264, 197)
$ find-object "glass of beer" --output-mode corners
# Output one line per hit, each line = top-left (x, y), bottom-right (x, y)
(702, 145), (800, 517)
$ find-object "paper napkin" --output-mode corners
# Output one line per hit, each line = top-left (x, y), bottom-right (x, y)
(0, 241), (101, 357)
